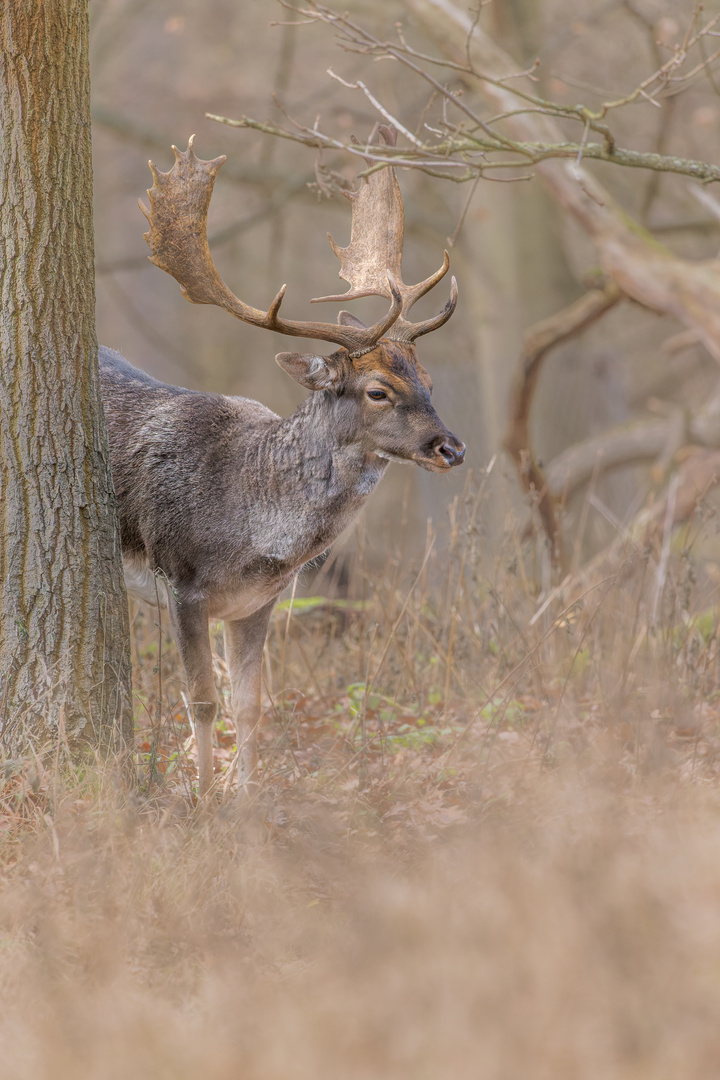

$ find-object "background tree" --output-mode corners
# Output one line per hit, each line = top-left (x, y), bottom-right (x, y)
(0, 1), (132, 757)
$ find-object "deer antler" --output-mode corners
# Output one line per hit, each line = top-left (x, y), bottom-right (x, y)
(311, 125), (458, 342)
(139, 136), (402, 355)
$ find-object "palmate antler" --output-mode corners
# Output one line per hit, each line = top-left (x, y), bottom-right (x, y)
(139, 129), (456, 354)
(138, 135), (402, 355)
(311, 125), (458, 342)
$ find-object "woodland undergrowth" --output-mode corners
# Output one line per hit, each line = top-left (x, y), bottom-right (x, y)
(3, 471), (720, 1077)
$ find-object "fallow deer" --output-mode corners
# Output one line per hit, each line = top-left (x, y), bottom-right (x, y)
(100, 125), (464, 798)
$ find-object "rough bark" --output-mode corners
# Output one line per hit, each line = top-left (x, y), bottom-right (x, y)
(0, 2), (132, 757)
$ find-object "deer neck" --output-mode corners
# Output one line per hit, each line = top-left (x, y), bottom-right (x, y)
(230, 391), (387, 571)
(273, 390), (388, 500)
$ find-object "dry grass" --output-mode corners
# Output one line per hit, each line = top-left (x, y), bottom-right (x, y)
(3, 472), (720, 1077)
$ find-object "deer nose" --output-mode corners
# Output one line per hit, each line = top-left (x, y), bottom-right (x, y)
(437, 436), (465, 467)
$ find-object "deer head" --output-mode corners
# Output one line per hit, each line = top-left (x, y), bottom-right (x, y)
(139, 126), (465, 471)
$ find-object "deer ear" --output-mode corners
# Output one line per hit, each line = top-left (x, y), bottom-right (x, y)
(275, 352), (339, 391)
(337, 310), (368, 330)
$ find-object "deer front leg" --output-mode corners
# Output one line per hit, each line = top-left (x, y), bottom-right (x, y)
(224, 601), (275, 797)
(170, 600), (217, 798)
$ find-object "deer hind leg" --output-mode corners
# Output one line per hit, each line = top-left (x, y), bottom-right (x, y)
(224, 601), (275, 797)
(170, 599), (217, 798)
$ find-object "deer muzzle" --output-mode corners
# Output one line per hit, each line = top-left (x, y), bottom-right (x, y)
(420, 432), (466, 471)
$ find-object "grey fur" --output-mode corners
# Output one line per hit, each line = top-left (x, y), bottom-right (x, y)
(99, 341), (464, 797)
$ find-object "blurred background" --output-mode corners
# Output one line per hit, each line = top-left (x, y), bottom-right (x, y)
(90, 0), (720, 571)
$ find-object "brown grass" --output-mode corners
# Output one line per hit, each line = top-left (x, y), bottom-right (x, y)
(3, 472), (720, 1078)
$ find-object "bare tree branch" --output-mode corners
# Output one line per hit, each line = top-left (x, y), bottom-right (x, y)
(402, 0), (720, 366)
(543, 388), (720, 500)
(504, 285), (622, 574)
(253, 2), (720, 182)
(217, 2), (720, 359)
(215, 108), (720, 184)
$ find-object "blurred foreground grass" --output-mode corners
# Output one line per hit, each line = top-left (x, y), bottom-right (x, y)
(3, 472), (720, 1077)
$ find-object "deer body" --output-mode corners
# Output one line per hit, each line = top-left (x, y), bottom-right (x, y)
(111, 128), (464, 798)
(101, 345), (390, 621)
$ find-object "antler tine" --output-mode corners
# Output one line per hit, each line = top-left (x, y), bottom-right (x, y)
(266, 284), (288, 323)
(139, 137), (401, 353)
(311, 126), (457, 341)
(406, 276), (458, 341)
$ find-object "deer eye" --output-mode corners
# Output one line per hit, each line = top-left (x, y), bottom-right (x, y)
(366, 388), (388, 402)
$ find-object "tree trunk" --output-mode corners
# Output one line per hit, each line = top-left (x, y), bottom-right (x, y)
(0, 1), (132, 757)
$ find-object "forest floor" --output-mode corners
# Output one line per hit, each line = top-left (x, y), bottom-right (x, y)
(3, 474), (720, 1077)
